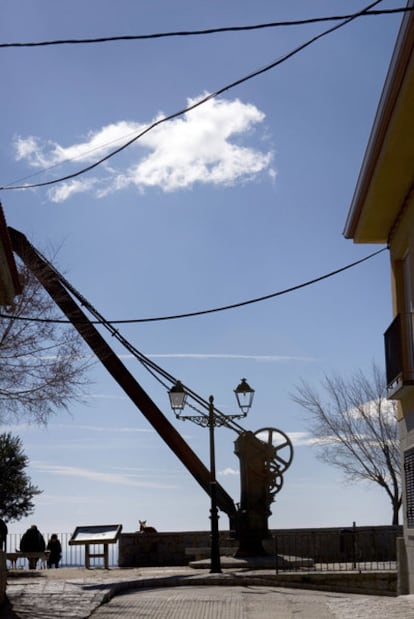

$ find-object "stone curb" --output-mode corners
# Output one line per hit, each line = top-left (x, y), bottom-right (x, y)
(95, 571), (397, 605)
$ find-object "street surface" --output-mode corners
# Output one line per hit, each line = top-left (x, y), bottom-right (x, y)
(90, 585), (414, 619)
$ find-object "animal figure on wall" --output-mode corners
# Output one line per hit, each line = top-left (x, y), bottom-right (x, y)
(139, 520), (157, 533)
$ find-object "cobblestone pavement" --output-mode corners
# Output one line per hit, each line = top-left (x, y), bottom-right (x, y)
(91, 585), (414, 619)
(3, 567), (192, 618)
(4, 567), (414, 619)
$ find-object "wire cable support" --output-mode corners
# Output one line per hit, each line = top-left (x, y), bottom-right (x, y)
(25, 244), (245, 434)
(0, 7), (410, 49)
(0, 246), (387, 325)
(0, 0), (384, 193)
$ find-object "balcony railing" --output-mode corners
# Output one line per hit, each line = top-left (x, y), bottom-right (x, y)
(384, 312), (414, 397)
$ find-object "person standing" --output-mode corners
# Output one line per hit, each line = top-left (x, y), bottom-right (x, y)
(46, 533), (62, 568)
(20, 524), (46, 569)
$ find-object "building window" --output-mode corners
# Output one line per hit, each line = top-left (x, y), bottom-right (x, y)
(405, 447), (414, 528)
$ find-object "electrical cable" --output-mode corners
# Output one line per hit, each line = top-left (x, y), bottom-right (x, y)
(0, 246), (387, 325)
(0, 238), (387, 431)
(23, 243), (245, 433)
(0, 7), (410, 49)
(0, 0), (384, 193)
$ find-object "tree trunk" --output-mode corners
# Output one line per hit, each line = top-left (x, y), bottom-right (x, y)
(392, 501), (400, 526)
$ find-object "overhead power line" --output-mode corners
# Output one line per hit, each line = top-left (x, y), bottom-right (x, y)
(0, 0), (384, 193)
(0, 7), (411, 48)
(0, 246), (388, 325)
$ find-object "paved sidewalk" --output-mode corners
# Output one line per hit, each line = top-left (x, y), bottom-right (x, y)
(91, 584), (414, 619)
(3, 567), (193, 618)
(4, 566), (414, 619)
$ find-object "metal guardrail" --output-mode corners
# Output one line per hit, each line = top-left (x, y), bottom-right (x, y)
(6, 532), (119, 568)
(273, 530), (397, 573)
(5, 529), (398, 572)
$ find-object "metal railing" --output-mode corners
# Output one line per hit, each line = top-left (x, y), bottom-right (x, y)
(5, 528), (399, 572)
(5, 532), (119, 568)
(273, 529), (397, 573)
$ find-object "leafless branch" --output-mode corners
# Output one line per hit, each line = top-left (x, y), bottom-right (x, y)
(292, 364), (401, 524)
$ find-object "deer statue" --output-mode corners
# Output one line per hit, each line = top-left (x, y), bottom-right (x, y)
(139, 520), (157, 533)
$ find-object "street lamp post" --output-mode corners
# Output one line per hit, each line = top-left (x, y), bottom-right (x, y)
(207, 393), (220, 573)
(168, 378), (254, 574)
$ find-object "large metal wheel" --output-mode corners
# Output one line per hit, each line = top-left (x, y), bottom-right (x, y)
(254, 427), (294, 474)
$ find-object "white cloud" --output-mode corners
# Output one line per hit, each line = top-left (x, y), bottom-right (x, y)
(347, 398), (397, 422)
(287, 431), (319, 447)
(126, 96), (273, 192)
(88, 393), (128, 400)
(32, 461), (176, 489)
(15, 121), (142, 168)
(252, 430), (318, 447)
(27, 352), (314, 363)
(14, 135), (43, 163)
(48, 178), (100, 202)
(14, 95), (275, 202)
(51, 423), (153, 434)
(36, 493), (107, 506)
(218, 467), (239, 476)
(120, 353), (315, 362)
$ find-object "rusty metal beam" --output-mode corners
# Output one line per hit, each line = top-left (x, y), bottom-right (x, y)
(9, 227), (236, 519)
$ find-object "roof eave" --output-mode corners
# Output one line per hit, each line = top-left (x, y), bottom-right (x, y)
(344, 2), (414, 242)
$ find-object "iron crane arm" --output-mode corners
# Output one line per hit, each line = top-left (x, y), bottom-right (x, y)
(9, 227), (237, 520)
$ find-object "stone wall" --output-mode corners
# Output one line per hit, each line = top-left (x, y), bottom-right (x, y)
(118, 525), (401, 567)
(119, 530), (237, 567)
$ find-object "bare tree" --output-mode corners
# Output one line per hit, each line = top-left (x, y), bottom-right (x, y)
(292, 364), (401, 525)
(0, 259), (91, 425)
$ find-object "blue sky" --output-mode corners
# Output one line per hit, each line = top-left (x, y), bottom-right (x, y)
(0, 0), (404, 537)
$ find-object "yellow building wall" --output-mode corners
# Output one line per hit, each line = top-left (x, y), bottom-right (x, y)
(388, 193), (414, 593)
